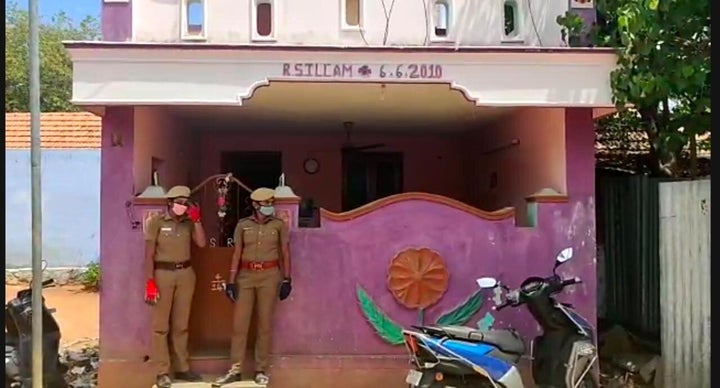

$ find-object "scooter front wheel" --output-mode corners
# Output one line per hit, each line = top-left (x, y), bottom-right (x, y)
(411, 371), (496, 388)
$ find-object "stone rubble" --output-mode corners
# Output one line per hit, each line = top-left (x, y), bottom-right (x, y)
(60, 344), (99, 388)
(5, 268), (86, 286)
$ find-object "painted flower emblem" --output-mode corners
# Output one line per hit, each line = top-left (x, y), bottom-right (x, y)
(358, 65), (372, 77)
(387, 248), (449, 309)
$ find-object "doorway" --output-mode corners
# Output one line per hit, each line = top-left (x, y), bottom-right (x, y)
(220, 151), (282, 244)
(342, 151), (404, 211)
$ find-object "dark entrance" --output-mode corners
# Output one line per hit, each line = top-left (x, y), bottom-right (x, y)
(342, 151), (403, 211)
(219, 151), (282, 244)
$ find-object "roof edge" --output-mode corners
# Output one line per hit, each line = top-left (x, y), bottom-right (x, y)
(62, 40), (617, 54)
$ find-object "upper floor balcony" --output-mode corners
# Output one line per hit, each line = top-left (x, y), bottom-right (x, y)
(115, 0), (593, 47)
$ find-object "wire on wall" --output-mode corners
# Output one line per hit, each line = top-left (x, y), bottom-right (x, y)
(420, 0), (430, 45)
(525, 0), (543, 46)
(358, 24), (371, 45)
(379, 0), (398, 45)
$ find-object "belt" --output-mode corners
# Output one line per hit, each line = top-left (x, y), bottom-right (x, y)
(240, 260), (279, 271)
(154, 260), (192, 271)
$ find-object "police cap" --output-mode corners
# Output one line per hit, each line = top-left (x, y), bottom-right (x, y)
(250, 187), (275, 202)
(165, 185), (191, 199)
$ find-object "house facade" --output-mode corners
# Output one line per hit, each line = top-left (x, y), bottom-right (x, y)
(70, 0), (616, 386)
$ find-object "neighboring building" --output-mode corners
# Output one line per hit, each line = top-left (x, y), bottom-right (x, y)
(5, 112), (101, 268)
(68, 1), (616, 386)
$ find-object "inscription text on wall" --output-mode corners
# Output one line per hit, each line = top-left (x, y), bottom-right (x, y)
(282, 63), (444, 80)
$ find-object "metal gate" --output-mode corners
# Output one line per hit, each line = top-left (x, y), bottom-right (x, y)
(658, 179), (711, 388)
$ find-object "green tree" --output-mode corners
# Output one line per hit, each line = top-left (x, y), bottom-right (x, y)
(5, 1), (100, 112)
(594, 0), (710, 176)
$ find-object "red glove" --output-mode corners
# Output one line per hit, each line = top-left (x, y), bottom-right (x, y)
(144, 279), (159, 305)
(187, 205), (201, 223)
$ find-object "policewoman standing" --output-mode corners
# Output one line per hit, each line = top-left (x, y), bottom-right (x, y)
(143, 185), (206, 388)
(213, 187), (293, 387)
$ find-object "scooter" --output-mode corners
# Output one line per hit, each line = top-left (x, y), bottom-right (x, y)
(5, 278), (67, 388)
(402, 248), (599, 388)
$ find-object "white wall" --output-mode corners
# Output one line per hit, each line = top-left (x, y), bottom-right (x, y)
(131, 0), (568, 46)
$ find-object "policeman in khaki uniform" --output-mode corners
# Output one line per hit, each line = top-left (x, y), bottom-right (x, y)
(144, 185), (207, 388)
(214, 188), (293, 387)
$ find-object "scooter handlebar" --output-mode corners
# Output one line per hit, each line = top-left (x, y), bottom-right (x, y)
(493, 300), (512, 311)
(561, 277), (582, 287)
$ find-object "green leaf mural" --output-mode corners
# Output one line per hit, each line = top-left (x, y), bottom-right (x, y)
(476, 312), (496, 331)
(435, 290), (484, 326)
(356, 286), (405, 345)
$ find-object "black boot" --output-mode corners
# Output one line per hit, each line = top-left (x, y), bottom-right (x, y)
(211, 371), (242, 387)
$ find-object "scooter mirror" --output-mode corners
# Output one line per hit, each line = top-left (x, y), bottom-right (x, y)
(556, 247), (573, 263)
(476, 277), (498, 289)
(553, 247), (573, 273)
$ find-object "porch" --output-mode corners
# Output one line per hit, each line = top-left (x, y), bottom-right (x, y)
(67, 43), (613, 387)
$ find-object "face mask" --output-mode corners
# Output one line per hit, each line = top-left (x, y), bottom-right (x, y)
(172, 203), (188, 216)
(258, 205), (275, 216)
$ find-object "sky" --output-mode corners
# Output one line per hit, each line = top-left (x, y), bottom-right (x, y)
(6, 0), (100, 24)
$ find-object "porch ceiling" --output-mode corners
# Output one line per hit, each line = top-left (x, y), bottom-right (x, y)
(164, 82), (515, 132)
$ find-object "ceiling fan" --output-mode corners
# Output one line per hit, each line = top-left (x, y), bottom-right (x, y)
(341, 121), (386, 153)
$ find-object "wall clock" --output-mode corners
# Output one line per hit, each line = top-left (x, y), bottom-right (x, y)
(303, 158), (320, 174)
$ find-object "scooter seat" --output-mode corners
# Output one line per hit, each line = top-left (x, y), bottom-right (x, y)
(439, 326), (526, 355)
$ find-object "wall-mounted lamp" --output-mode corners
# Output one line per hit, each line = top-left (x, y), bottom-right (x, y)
(275, 173), (297, 198)
(137, 171), (166, 198)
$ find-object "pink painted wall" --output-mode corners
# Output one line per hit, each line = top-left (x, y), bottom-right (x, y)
(133, 107), (199, 194)
(468, 108), (567, 220)
(98, 106), (596, 385)
(198, 132), (469, 212)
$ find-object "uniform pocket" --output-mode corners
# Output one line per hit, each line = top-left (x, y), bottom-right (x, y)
(242, 228), (256, 244)
(260, 229), (279, 244)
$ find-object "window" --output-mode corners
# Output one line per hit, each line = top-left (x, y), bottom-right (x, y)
(503, 0), (518, 37)
(181, 0), (206, 39)
(253, 0), (275, 40)
(433, 1), (449, 38)
(340, 0), (362, 27)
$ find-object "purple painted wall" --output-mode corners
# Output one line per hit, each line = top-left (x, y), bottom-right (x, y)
(98, 107), (150, 360)
(97, 107), (596, 364)
(272, 199), (596, 354)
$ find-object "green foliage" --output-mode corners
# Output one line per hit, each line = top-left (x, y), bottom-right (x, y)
(593, 0), (710, 176)
(556, 12), (586, 46)
(80, 261), (101, 291)
(356, 286), (405, 345)
(435, 291), (484, 326)
(5, 1), (100, 112)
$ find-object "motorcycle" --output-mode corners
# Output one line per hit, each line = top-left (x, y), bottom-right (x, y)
(402, 247), (599, 388)
(5, 278), (67, 388)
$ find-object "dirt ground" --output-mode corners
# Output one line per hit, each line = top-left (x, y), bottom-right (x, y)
(5, 284), (99, 349)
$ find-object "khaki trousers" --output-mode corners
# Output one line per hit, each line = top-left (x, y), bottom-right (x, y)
(229, 268), (282, 373)
(151, 267), (196, 375)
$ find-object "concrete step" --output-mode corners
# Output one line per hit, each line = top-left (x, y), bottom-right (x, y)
(154, 380), (265, 388)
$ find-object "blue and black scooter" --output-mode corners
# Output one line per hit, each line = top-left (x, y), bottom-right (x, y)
(402, 248), (599, 388)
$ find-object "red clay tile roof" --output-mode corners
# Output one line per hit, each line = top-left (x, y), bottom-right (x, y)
(5, 112), (101, 150)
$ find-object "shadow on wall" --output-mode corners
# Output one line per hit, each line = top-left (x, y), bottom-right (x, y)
(5, 150), (101, 268)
